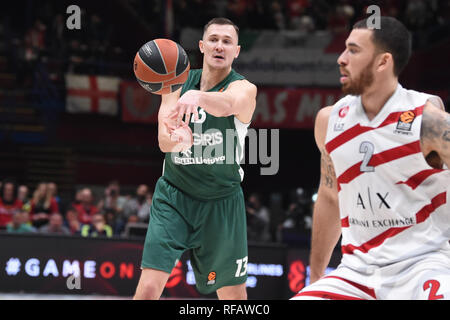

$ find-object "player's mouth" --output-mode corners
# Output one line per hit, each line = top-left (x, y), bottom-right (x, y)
(213, 54), (225, 61)
(340, 70), (349, 83)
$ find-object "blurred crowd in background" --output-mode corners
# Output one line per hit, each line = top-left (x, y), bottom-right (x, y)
(0, 178), (315, 246)
(4, 0), (450, 86)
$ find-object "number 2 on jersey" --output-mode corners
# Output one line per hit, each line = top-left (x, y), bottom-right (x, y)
(423, 280), (444, 300)
(359, 141), (375, 172)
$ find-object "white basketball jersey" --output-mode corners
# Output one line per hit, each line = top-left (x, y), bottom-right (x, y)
(325, 84), (450, 272)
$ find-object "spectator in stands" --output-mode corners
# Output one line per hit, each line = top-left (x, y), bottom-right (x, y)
(103, 208), (124, 235)
(97, 180), (127, 219)
(47, 182), (60, 206)
(39, 212), (70, 235)
(268, 192), (285, 243)
(6, 209), (36, 234)
(72, 188), (99, 224)
(25, 19), (46, 52)
(64, 206), (82, 235)
(279, 187), (312, 245)
(50, 14), (66, 58)
(18, 184), (31, 213)
(17, 185), (29, 203)
(0, 179), (24, 230)
(328, 1), (354, 35)
(81, 213), (113, 238)
(246, 192), (271, 242)
(122, 184), (152, 223)
(287, 0), (313, 31)
(405, 0), (428, 31)
(67, 39), (88, 73)
(29, 182), (59, 228)
(269, 1), (287, 30)
(226, 0), (249, 28)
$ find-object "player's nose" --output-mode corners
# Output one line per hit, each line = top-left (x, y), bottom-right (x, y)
(337, 50), (348, 66)
(215, 41), (224, 52)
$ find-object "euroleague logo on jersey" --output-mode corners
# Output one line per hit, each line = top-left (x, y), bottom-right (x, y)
(338, 106), (349, 118)
(207, 271), (216, 285)
(395, 110), (416, 134)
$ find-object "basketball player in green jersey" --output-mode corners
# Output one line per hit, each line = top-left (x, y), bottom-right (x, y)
(133, 18), (257, 300)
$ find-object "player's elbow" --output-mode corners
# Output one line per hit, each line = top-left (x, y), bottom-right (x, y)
(318, 186), (339, 208)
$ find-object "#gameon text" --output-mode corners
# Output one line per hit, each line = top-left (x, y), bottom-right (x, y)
(179, 304), (270, 317)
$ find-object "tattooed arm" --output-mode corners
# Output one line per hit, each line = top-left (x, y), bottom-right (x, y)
(420, 101), (450, 169)
(309, 106), (342, 284)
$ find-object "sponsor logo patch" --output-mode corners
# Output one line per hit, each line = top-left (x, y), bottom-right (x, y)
(207, 271), (216, 285)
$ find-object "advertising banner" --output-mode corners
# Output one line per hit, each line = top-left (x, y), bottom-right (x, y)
(252, 87), (342, 128)
(121, 81), (161, 123)
(0, 234), (342, 299)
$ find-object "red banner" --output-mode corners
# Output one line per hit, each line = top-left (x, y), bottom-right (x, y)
(252, 87), (343, 129)
(121, 83), (342, 128)
(120, 84), (448, 129)
(121, 81), (161, 123)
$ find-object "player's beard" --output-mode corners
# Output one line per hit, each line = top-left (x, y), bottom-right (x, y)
(341, 57), (376, 96)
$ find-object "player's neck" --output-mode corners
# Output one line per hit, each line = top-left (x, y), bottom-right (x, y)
(200, 65), (232, 91)
(361, 77), (398, 121)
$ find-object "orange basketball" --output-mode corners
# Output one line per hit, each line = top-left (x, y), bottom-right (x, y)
(133, 39), (190, 95)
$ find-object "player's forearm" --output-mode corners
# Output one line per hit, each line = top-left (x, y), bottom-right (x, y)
(309, 194), (341, 283)
(198, 91), (235, 117)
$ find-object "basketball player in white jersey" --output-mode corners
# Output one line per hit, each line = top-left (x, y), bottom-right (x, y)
(292, 17), (450, 300)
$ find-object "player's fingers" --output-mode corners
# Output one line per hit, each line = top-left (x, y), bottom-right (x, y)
(184, 107), (192, 126)
(176, 104), (185, 127)
(193, 106), (199, 122)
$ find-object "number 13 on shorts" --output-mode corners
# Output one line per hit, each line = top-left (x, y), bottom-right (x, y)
(235, 256), (248, 277)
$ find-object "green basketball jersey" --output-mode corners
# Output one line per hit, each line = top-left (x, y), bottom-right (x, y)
(163, 69), (250, 200)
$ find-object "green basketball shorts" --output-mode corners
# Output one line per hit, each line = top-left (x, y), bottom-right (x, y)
(141, 177), (248, 294)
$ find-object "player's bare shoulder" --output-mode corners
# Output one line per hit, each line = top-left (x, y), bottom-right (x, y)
(420, 101), (450, 168)
(227, 79), (257, 97)
(227, 79), (257, 123)
(314, 106), (333, 149)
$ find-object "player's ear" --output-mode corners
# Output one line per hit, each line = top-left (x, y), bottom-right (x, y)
(377, 52), (392, 73)
(199, 40), (204, 54)
(235, 45), (241, 59)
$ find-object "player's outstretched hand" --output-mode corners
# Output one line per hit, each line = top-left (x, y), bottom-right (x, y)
(171, 90), (201, 127)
